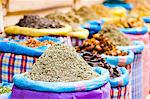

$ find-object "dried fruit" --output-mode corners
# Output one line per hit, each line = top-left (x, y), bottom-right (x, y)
(80, 51), (122, 78)
(76, 35), (128, 56)
(18, 38), (56, 48)
(108, 16), (145, 28)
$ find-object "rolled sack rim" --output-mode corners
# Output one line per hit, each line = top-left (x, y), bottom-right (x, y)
(109, 67), (129, 87)
(117, 40), (145, 53)
(143, 17), (150, 23)
(119, 26), (148, 35)
(101, 49), (134, 66)
(4, 24), (72, 37)
(13, 67), (110, 92)
(103, 3), (133, 10)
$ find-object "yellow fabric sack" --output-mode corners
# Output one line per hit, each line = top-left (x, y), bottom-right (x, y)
(69, 28), (89, 39)
(5, 24), (72, 37)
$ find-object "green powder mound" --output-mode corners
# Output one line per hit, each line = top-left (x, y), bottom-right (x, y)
(27, 44), (99, 82)
(100, 25), (132, 46)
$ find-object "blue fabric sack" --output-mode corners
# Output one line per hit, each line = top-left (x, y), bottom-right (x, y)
(103, 3), (133, 10)
(117, 40), (145, 53)
(109, 67), (129, 87)
(87, 20), (105, 26)
(143, 17), (150, 23)
(13, 67), (110, 92)
(102, 49), (134, 66)
(119, 26), (148, 35)
(0, 36), (61, 57)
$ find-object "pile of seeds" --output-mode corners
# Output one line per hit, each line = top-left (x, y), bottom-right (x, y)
(27, 44), (99, 82)
(18, 38), (56, 48)
(76, 35), (128, 56)
(80, 51), (122, 78)
(16, 15), (64, 29)
(98, 25), (132, 46)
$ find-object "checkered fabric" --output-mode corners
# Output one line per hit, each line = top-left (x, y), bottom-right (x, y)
(131, 52), (143, 99)
(70, 37), (84, 46)
(110, 85), (129, 99)
(0, 52), (37, 83)
(6, 35), (72, 46)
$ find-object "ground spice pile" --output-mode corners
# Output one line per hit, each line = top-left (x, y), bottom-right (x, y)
(16, 15), (64, 29)
(27, 44), (99, 82)
(98, 25), (132, 46)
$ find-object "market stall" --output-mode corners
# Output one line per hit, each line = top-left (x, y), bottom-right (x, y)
(0, 0), (149, 99)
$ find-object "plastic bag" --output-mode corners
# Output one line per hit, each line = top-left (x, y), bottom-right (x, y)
(13, 67), (109, 92)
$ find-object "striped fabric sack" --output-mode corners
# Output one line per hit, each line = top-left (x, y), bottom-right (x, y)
(119, 41), (145, 99)
(70, 37), (85, 46)
(110, 85), (129, 99)
(0, 36), (63, 83)
(131, 52), (143, 99)
(109, 67), (129, 88)
(125, 33), (150, 98)
(102, 49), (134, 67)
(0, 52), (37, 83)
(109, 67), (129, 99)
(6, 35), (72, 46)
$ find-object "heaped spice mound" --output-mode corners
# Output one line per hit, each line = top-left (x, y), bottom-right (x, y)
(27, 44), (99, 82)
(99, 25), (132, 46)
(16, 15), (64, 29)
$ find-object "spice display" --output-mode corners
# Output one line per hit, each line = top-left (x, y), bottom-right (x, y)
(0, 86), (11, 94)
(74, 6), (99, 21)
(16, 15), (64, 29)
(46, 11), (83, 25)
(112, 16), (144, 28)
(91, 4), (111, 17)
(27, 44), (99, 82)
(80, 51), (121, 78)
(98, 25), (132, 46)
(18, 38), (56, 48)
(76, 35), (128, 56)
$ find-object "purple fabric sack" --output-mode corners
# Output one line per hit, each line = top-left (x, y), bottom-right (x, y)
(11, 83), (110, 99)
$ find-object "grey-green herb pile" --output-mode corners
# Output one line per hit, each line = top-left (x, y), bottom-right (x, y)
(27, 44), (99, 82)
(100, 25), (132, 46)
